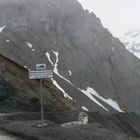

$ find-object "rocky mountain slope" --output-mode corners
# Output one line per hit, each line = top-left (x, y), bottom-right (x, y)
(0, 0), (140, 114)
(2, 54), (140, 139)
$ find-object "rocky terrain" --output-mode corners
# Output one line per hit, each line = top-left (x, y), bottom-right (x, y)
(1, 52), (140, 139)
(0, 111), (140, 140)
(0, 0), (140, 139)
(0, 0), (140, 114)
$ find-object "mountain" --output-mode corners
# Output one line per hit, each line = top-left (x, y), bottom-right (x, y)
(120, 31), (140, 59)
(0, 0), (140, 114)
(2, 53), (140, 140)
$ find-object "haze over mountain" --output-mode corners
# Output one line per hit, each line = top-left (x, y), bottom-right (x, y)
(120, 31), (140, 59)
(0, 0), (140, 115)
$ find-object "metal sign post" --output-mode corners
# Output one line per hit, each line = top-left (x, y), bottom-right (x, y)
(29, 64), (53, 126)
(40, 79), (44, 124)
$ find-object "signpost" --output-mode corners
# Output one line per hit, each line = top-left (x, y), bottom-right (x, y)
(29, 64), (53, 126)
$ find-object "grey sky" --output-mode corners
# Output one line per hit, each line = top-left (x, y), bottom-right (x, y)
(77, 0), (140, 37)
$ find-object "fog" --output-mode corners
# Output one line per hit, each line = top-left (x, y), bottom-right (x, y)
(78, 0), (140, 37)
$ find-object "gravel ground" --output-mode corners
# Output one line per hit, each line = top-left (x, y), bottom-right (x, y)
(0, 120), (131, 140)
(0, 112), (140, 140)
(0, 131), (23, 140)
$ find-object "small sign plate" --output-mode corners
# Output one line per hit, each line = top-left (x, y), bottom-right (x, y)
(36, 64), (46, 71)
(29, 70), (53, 79)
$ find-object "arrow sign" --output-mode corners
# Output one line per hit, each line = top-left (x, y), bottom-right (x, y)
(36, 64), (46, 71)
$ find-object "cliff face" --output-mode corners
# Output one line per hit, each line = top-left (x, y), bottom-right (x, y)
(0, 0), (140, 114)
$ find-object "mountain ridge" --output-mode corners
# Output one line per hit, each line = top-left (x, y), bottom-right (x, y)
(0, 0), (140, 114)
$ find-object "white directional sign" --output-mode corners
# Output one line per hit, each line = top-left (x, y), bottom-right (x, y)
(29, 70), (53, 79)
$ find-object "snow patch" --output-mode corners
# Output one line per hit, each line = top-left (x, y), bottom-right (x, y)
(82, 106), (89, 112)
(68, 70), (72, 76)
(120, 31), (140, 45)
(45, 51), (73, 100)
(32, 49), (35, 52)
(81, 87), (123, 112)
(79, 88), (108, 111)
(45, 51), (122, 112)
(26, 42), (33, 48)
(52, 50), (59, 75)
(24, 65), (27, 69)
(0, 26), (6, 33)
(120, 31), (140, 59)
(6, 40), (10, 43)
(52, 50), (73, 85)
(51, 78), (73, 100)
(45, 52), (54, 65)
(133, 52), (140, 59)
(26, 42), (35, 52)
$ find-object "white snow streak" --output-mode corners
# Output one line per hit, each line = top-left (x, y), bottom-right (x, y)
(52, 51), (74, 85)
(45, 51), (122, 112)
(45, 51), (73, 100)
(68, 70), (72, 76)
(45, 52), (54, 65)
(0, 26), (6, 33)
(46, 51), (73, 85)
(82, 106), (89, 112)
(133, 52), (140, 59)
(79, 88), (108, 111)
(26, 42), (35, 52)
(81, 87), (123, 112)
(26, 42), (33, 48)
(52, 50), (59, 75)
(51, 78), (73, 100)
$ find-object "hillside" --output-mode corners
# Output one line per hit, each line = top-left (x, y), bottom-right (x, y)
(0, 54), (77, 113)
(0, 0), (140, 114)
